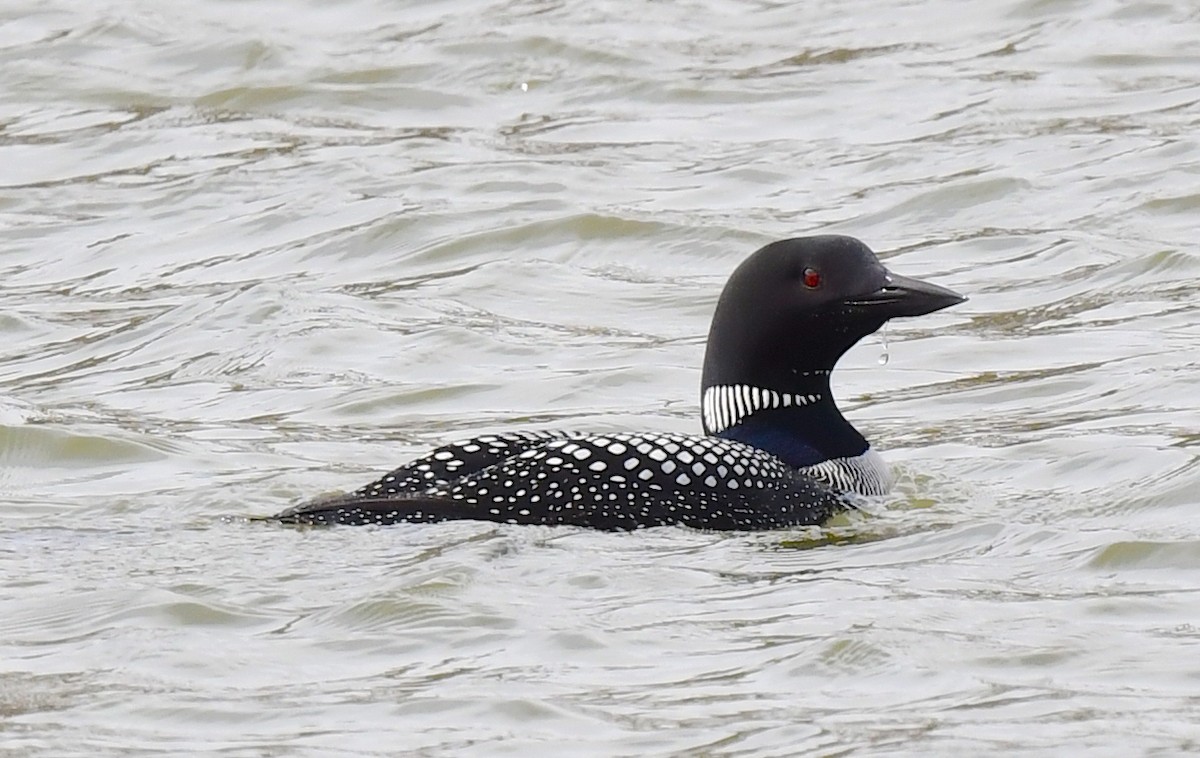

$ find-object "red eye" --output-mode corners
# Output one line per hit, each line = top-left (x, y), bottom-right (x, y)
(802, 267), (821, 288)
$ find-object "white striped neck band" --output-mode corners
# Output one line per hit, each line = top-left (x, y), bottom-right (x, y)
(701, 380), (828, 435)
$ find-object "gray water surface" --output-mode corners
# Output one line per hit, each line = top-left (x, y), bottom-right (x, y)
(2, 0), (1199, 755)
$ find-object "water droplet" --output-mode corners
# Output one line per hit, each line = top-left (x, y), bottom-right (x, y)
(878, 323), (890, 365)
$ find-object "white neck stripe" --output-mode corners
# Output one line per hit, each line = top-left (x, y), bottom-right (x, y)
(702, 384), (824, 434)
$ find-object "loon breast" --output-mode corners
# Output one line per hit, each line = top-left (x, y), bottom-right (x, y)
(799, 448), (892, 496)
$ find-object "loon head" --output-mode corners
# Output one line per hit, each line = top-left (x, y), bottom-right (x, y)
(700, 235), (965, 467)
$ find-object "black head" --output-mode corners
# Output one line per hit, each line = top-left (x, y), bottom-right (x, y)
(701, 235), (965, 390)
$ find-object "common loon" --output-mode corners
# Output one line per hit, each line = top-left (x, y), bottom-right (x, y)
(269, 235), (964, 530)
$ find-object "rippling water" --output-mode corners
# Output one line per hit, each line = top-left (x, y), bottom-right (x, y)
(2, 0), (1199, 754)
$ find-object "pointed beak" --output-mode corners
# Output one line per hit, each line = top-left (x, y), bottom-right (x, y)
(844, 271), (966, 318)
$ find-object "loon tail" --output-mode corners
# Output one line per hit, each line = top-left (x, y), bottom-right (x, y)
(256, 493), (486, 527)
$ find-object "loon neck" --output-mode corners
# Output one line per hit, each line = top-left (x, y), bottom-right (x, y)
(701, 372), (869, 469)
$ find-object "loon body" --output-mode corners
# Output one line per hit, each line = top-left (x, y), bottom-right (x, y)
(271, 235), (964, 530)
